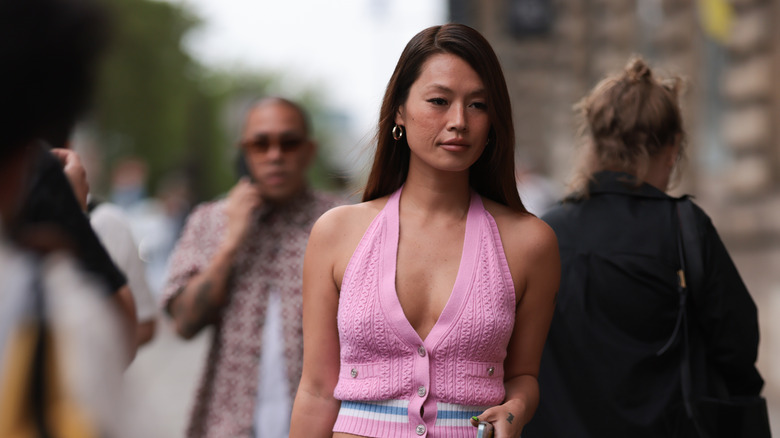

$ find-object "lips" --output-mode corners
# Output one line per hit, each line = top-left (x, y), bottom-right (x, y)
(263, 171), (288, 186)
(439, 138), (470, 151)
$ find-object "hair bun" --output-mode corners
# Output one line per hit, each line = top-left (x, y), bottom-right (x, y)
(625, 57), (652, 83)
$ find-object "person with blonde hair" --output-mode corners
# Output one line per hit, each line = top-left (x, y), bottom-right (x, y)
(523, 57), (765, 437)
(290, 23), (560, 437)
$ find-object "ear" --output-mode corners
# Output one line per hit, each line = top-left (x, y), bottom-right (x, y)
(303, 139), (318, 167)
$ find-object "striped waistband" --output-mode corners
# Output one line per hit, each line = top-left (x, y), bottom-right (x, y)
(337, 399), (489, 426)
(435, 403), (487, 426)
(338, 399), (409, 423)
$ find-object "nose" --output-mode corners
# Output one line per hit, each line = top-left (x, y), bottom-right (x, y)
(447, 103), (468, 132)
(264, 143), (284, 161)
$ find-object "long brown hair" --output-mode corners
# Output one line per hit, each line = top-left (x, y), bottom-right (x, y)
(571, 56), (686, 194)
(362, 24), (525, 212)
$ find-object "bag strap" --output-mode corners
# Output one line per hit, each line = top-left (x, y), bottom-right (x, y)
(656, 199), (697, 357)
(675, 198), (709, 438)
(655, 198), (707, 436)
(677, 199), (704, 304)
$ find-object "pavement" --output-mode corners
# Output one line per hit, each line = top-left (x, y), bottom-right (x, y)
(121, 318), (211, 438)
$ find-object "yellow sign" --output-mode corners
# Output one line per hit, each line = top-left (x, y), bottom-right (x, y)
(698, 0), (733, 44)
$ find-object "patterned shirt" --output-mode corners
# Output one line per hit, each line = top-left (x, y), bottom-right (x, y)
(162, 189), (344, 438)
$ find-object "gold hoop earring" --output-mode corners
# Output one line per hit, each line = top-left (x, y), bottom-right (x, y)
(392, 124), (404, 141)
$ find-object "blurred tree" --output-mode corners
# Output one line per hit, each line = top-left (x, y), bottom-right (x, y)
(90, 0), (345, 204)
(91, 0), (228, 200)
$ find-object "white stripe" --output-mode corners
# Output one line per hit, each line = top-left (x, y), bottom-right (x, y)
(338, 400), (410, 423)
(434, 402), (489, 426)
(338, 407), (409, 423)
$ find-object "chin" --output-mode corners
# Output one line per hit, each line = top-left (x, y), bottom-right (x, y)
(436, 159), (479, 173)
(261, 187), (299, 204)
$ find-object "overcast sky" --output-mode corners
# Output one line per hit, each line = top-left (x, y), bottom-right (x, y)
(171, 0), (447, 157)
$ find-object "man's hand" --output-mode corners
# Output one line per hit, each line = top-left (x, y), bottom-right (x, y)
(168, 178), (262, 340)
(222, 178), (262, 250)
(50, 148), (89, 211)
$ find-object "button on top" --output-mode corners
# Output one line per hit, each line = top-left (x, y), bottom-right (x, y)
(488, 367), (495, 376)
(417, 385), (427, 397)
(350, 368), (358, 378)
(417, 346), (426, 357)
(416, 424), (426, 435)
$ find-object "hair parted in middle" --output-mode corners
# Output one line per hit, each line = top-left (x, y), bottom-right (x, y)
(362, 23), (525, 213)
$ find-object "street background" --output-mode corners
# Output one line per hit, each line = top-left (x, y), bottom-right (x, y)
(82, 0), (780, 435)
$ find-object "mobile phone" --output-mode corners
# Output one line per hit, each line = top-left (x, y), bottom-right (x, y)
(235, 152), (254, 182)
(476, 421), (494, 438)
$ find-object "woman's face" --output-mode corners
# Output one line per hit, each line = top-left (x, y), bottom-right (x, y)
(395, 53), (491, 174)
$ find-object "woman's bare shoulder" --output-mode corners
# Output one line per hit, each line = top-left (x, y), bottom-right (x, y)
(317, 197), (387, 226)
(482, 198), (558, 257)
(483, 198), (560, 300)
(311, 196), (390, 244)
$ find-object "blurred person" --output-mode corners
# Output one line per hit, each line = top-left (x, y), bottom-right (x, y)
(110, 157), (149, 210)
(101, 154), (192, 297)
(73, 137), (159, 347)
(290, 24), (560, 437)
(162, 97), (345, 438)
(10, 44), (138, 354)
(0, 0), (128, 436)
(523, 57), (765, 437)
(5, 0), (136, 351)
(133, 171), (192, 297)
(89, 198), (158, 347)
(20, 137), (138, 358)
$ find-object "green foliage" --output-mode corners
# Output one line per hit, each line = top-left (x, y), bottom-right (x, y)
(90, 0), (344, 203)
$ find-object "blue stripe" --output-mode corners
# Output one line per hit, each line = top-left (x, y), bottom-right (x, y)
(340, 401), (408, 417)
(436, 409), (483, 419)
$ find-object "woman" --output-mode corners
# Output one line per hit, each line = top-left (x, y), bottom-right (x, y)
(523, 58), (764, 437)
(289, 24), (560, 438)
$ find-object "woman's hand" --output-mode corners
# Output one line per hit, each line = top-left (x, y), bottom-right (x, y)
(471, 399), (527, 438)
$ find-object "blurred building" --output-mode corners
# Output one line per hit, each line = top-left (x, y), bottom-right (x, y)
(450, 0), (780, 429)
(450, 0), (780, 243)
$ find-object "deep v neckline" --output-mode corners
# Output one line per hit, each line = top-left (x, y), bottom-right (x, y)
(379, 186), (483, 348)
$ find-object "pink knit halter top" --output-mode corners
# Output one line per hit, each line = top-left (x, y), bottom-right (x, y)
(333, 186), (516, 437)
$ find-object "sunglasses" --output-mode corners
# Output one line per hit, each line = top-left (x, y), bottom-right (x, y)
(240, 135), (307, 153)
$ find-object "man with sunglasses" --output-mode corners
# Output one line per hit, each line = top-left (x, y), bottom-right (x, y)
(162, 97), (345, 438)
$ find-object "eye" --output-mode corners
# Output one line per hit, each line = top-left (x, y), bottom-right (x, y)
(241, 138), (270, 151)
(470, 101), (487, 110)
(280, 137), (305, 150)
(427, 97), (447, 106)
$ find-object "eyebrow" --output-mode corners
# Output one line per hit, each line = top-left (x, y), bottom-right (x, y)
(425, 83), (486, 97)
(248, 130), (306, 139)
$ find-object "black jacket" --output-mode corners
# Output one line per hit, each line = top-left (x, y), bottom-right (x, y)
(524, 171), (763, 438)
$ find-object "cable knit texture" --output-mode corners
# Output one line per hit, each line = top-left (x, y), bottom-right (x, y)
(334, 187), (516, 437)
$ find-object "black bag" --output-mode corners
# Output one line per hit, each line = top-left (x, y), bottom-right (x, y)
(669, 199), (771, 438)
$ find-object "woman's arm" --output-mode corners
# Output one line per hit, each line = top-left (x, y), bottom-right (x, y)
(289, 210), (345, 437)
(695, 212), (763, 395)
(473, 215), (560, 438)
